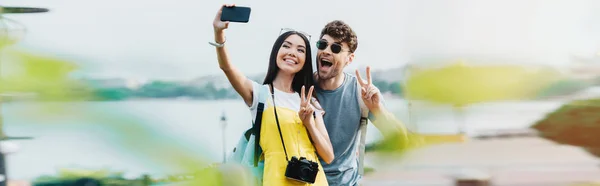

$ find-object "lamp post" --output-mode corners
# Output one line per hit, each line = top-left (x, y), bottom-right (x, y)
(403, 64), (418, 132)
(220, 111), (227, 163)
(454, 105), (466, 135)
(0, 6), (48, 186)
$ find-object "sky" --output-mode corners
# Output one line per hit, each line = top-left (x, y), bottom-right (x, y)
(2, 0), (599, 81)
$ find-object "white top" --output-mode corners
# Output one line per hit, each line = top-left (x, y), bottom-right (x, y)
(249, 81), (322, 122)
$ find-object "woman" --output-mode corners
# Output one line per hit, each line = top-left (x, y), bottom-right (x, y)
(212, 4), (334, 186)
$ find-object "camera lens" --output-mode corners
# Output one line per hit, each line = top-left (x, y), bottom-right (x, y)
(300, 166), (312, 178)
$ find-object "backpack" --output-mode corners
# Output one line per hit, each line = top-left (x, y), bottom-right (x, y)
(227, 84), (269, 185)
(356, 79), (369, 176)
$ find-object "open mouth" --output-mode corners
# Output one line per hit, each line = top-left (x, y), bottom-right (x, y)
(320, 59), (333, 67)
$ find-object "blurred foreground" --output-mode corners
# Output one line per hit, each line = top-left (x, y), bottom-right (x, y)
(1, 45), (600, 185)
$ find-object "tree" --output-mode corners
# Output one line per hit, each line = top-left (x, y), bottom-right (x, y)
(388, 82), (402, 95)
(372, 80), (389, 93)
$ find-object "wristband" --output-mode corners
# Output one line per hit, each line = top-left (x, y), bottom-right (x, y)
(209, 37), (226, 48)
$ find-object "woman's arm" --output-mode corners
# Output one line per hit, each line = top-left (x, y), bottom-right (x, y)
(213, 4), (254, 107)
(304, 104), (334, 164)
(299, 86), (334, 163)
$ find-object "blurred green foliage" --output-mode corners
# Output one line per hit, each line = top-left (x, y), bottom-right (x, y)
(404, 61), (564, 106)
(0, 47), (243, 185)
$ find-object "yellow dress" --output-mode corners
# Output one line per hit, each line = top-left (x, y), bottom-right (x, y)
(259, 101), (328, 186)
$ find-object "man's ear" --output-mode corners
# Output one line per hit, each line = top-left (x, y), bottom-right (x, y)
(346, 53), (355, 66)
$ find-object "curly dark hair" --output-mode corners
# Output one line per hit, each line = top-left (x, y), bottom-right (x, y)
(319, 20), (358, 53)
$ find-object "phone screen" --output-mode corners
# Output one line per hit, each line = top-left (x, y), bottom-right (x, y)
(221, 6), (251, 23)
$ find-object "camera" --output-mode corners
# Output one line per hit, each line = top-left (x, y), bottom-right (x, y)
(284, 156), (319, 184)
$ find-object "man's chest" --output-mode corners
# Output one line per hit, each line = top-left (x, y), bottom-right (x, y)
(318, 93), (361, 127)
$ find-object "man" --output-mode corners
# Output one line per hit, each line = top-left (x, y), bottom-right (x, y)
(313, 20), (409, 186)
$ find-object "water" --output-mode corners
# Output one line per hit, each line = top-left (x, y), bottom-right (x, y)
(1, 99), (565, 180)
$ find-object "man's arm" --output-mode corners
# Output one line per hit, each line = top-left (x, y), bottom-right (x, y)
(355, 67), (410, 149)
(368, 103), (409, 144)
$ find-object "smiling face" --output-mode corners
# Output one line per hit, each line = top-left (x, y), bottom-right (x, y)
(316, 34), (354, 80)
(276, 34), (307, 75)
(262, 31), (314, 94)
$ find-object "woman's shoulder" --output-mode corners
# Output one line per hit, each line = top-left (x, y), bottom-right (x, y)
(250, 81), (270, 94)
(248, 81), (271, 112)
(250, 80), (268, 88)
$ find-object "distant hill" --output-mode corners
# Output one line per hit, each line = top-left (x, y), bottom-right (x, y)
(344, 66), (407, 82)
(193, 66), (408, 87)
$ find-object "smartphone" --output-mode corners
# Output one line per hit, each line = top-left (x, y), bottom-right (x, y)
(221, 6), (251, 23)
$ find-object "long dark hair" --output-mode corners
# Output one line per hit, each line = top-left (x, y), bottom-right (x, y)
(262, 31), (315, 97)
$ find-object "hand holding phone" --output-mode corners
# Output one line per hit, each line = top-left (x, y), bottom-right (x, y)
(213, 4), (251, 32)
(213, 4), (233, 32)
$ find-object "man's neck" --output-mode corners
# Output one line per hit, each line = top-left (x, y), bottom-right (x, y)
(318, 73), (346, 91)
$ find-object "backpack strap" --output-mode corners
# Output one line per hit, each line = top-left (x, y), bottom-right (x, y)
(253, 84), (269, 167)
(356, 79), (369, 176)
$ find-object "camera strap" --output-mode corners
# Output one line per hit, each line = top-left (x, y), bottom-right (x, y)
(270, 84), (290, 162)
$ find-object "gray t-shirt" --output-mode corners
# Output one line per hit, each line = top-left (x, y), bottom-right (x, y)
(315, 72), (372, 186)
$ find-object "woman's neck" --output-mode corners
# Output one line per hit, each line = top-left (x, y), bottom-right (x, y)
(272, 72), (295, 93)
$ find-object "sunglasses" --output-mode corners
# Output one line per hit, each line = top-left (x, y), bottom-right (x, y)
(316, 39), (349, 54)
(279, 28), (312, 41)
